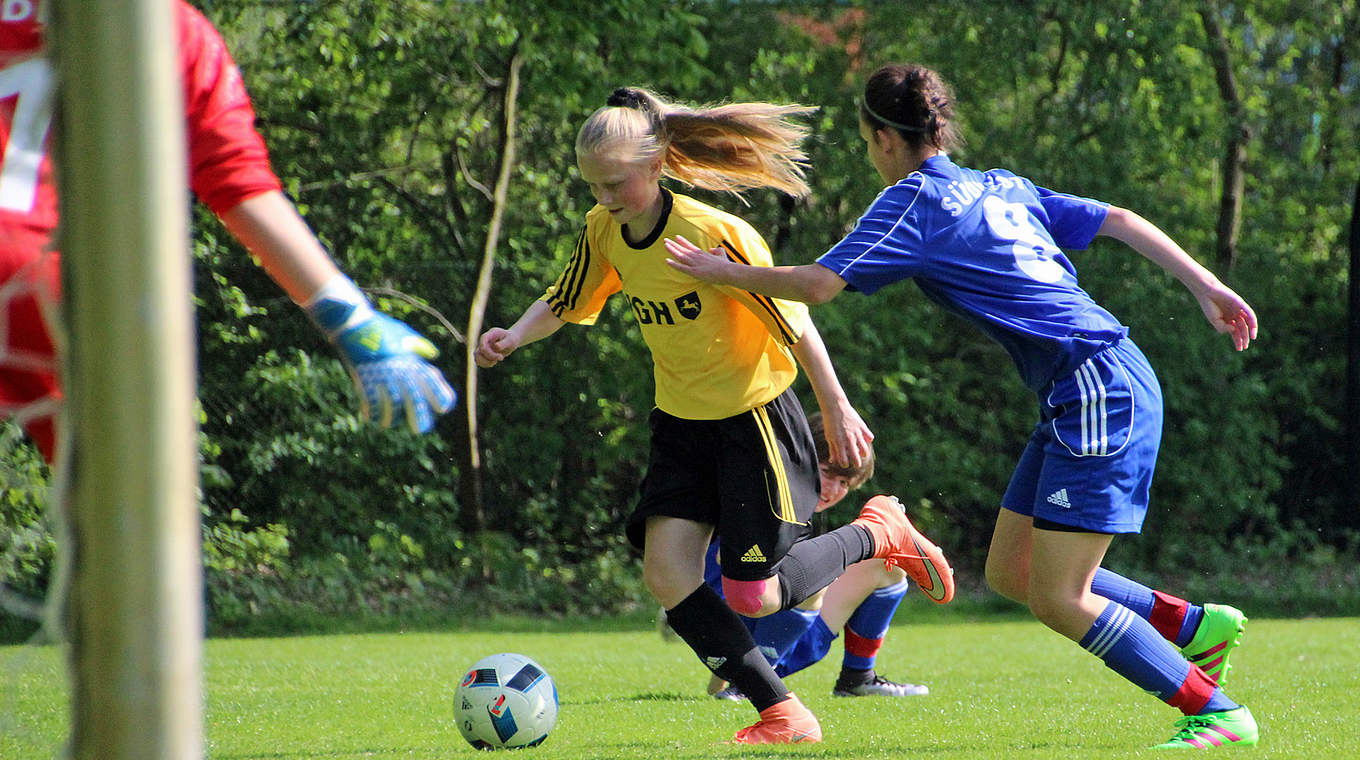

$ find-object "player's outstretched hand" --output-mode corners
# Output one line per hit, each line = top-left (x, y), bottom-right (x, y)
(1195, 281), (1258, 352)
(475, 327), (520, 368)
(333, 312), (457, 433)
(820, 398), (875, 469)
(664, 235), (732, 284)
(304, 275), (455, 433)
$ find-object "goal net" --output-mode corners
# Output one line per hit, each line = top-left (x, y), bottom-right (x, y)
(1, 1), (201, 758)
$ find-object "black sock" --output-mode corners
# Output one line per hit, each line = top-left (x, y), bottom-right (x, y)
(835, 666), (874, 689)
(773, 524), (874, 609)
(665, 584), (790, 711)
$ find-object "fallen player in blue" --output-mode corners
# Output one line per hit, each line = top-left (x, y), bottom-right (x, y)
(696, 411), (945, 700)
(706, 534), (927, 701)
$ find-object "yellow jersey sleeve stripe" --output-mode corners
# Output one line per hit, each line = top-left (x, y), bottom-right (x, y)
(754, 406), (800, 524)
(547, 229), (590, 315)
(567, 228), (593, 310)
(720, 239), (799, 344)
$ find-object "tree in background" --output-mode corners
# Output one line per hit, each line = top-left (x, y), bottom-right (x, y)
(6, 1), (1354, 636)
(181, 0), (1360, 614)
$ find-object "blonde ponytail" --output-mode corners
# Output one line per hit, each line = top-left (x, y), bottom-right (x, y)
(576, 87), (815, 198)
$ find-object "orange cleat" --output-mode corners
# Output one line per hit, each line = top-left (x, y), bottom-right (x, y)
(729, 693), (822, 744)
(852, 495), (955, 604)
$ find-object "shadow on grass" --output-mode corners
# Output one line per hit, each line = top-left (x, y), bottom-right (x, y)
(565, 690), (702, 705)
(204, 591), (1038, 643)
(212, 748), (443, 760)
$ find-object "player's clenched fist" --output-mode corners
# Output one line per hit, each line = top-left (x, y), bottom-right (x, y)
(474, 302), (567, 369)
(475, 327), (520, 368)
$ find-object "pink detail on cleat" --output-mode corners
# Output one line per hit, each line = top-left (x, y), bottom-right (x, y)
(1194, 641), (1228, 658)
(1208, 726), (1242, 743)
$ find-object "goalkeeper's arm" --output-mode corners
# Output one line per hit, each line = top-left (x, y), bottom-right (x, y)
(218, 190), (456, 433)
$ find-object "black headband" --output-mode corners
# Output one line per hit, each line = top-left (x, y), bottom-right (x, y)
(607, 87), (645, 109)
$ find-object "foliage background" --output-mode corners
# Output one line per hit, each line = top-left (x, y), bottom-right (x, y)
(2, 0), (1357, 639)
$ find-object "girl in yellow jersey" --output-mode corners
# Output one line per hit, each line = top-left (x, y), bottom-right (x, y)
(475, 87), (953, 745)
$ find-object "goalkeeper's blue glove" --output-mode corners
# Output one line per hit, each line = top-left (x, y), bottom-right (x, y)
(304, 275), (457, 434)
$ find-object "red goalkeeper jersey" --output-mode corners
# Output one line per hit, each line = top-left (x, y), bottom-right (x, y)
(0, 0), (282, 257)
(0, 0), (284, 461)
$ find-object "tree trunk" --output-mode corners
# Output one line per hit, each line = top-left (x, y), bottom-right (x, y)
(1347, 175), (1360, 484)
(460, 42), (523, 561)
(773, 193), (795, 253)
(1198, 2), (1249, 271)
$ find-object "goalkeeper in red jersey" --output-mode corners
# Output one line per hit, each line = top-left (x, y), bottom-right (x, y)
(0, 0), (454, 460)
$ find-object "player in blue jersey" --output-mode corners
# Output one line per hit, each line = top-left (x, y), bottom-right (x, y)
(665, 63), (1259, 750)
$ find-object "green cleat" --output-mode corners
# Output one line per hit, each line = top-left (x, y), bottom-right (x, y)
(1152, 706), (1258, 749)
(1182, 603), (1247, 685)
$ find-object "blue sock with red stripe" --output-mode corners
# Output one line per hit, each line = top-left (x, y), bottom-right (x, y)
(749, 607), (820, 667)
(1080, 601), (1237, 715)
(1091, 567), (1204, 647)
(841, 580), (909, 670)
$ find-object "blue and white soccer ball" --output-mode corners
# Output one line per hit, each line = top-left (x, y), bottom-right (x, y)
(454, 652), (559, 750)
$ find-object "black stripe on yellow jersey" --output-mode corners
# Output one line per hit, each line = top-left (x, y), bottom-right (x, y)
(547, 228), (594, 317)
(719, 239), (798, 345)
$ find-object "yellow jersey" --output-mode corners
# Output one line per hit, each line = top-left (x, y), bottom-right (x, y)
(542, 189), (809, 420)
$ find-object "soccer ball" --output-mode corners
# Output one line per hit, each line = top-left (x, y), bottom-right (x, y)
(453, 652), (558, 750)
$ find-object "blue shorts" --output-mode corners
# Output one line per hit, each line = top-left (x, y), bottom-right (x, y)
(703, 539), (723, 593)
(1001, 339), (1163, 534)
(773, 617), (837, 678)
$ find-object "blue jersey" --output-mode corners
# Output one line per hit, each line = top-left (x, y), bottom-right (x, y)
(817, 155), (1126, 391)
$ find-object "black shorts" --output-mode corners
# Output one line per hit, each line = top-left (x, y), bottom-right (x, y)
(625, 387), (820, 581)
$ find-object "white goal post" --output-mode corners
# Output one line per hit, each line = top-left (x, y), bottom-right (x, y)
(52, 0), (202, 758)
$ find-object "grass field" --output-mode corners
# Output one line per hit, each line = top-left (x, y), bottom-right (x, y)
(2, 610), (1356, 759)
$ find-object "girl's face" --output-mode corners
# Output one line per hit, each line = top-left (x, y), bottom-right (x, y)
(859, 115), (902, 185)
(577, 150), (663, 228)
(816, 464), (853, 512)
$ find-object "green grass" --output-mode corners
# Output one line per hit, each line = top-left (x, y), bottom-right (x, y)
(2, 612), (1357, 759)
